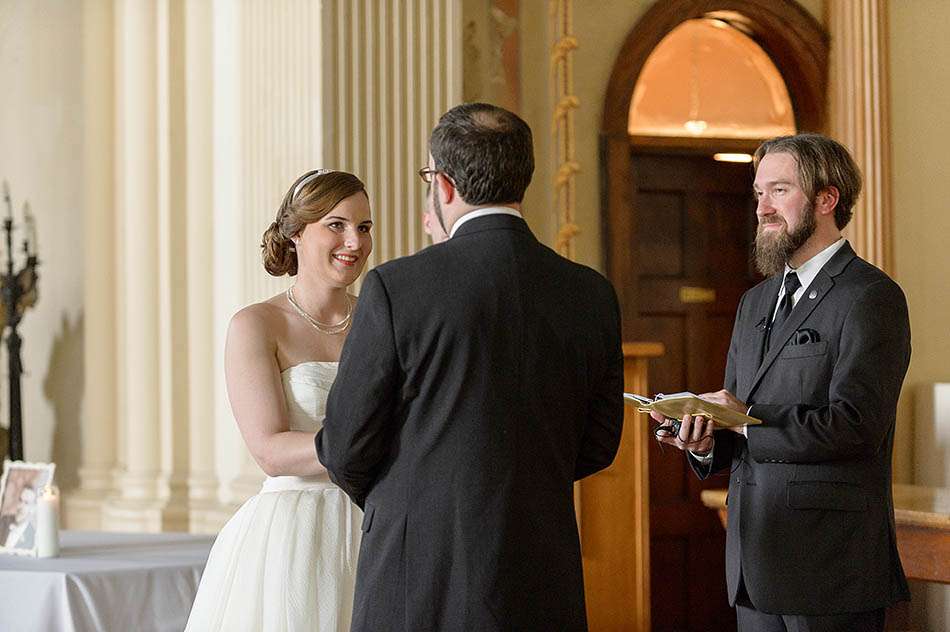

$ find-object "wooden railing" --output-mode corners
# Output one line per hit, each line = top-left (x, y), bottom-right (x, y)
(581, 342), (664, 632)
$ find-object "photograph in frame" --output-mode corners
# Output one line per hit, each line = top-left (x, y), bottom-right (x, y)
(0, 460), (56, 557)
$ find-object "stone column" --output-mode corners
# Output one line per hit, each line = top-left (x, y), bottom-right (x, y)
(827, 0), (893, 273)
(101, 0), (186, 532)
(71, 0), (466, 532)
(828, 1), (916, 485)
(66, 0), (118, 531)
(323, 0), (463, 268)
(208, 0), (247, 517)
(209, 0), (331, 513)
(203, 0), (464, 521)
(182, 0), (222, 534)
(159, 0), (192, 531)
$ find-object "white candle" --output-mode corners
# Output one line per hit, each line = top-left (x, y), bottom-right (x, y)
(35, 485), (60, 558)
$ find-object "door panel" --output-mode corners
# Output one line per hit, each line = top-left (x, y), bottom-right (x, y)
(622, 151), (760, 632)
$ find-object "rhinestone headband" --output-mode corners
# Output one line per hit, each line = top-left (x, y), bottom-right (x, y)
(291, 169), (335, 201)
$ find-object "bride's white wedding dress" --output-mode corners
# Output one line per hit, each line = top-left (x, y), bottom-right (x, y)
(185, 362), (362, 632)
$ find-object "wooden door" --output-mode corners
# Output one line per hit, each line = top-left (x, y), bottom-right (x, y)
(622, 150), (760, 632)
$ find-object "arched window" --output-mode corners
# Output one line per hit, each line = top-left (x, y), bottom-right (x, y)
(628, 18), (795, 139)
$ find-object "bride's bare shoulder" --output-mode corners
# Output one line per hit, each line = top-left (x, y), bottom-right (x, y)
(229, 294), (289, 336)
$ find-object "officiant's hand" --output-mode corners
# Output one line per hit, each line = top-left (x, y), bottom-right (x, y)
(698, 389), (748, 435)
(650, 411), (714, 455)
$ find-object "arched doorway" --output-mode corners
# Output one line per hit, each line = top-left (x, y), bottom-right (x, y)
(601, 2), (828, 631)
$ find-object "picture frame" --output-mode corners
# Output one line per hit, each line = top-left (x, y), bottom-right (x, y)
(0, 460), (56, 557)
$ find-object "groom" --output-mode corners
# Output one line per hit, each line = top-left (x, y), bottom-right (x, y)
(316, 103), (624, 631)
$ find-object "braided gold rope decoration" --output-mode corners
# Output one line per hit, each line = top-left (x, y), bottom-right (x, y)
(550, 0), (578, 259)
(554, 160), (581, 187)
(552, 96), (580, 132)
(555, 222), (581, 253)
(549, 36), (578, 73)
(552, 0), (581, 524)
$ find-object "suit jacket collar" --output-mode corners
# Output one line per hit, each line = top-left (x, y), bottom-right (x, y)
(747, 242), (857, 399)
(451, 213), (533, 239)
(817, 239), (857, 278)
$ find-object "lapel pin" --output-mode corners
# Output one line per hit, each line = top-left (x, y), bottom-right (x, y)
(808, 290), (818, 299)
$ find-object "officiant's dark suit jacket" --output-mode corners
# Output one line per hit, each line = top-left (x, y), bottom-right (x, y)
(316, 214), (624, 631)
(691, 242), (911, 616)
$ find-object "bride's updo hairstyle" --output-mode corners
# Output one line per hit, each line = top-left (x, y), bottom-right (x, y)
(261, 169), (367, 276)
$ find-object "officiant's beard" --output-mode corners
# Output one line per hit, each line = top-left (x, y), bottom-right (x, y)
(753, 199), (817, 276)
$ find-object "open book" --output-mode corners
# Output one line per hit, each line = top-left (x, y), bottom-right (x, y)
(623, 391), (761, 428)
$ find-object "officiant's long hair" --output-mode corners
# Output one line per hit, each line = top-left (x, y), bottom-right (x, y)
(262, 170), (367, 276)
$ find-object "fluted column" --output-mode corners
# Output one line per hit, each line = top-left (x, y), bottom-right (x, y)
(208, 0), (247, 515)
(203, 0), (463, 520)
(182, 0), (221, 533)
(827, 0), (892, 273)
(103, 0), (161, 525)
(323, 0), (463, 269)
(66, 0), (118, 530)
(101, 0), (187, 532)
(70, 0), (466, 533)
(208, 0), (330, 513)
(160, 0), (192, 530)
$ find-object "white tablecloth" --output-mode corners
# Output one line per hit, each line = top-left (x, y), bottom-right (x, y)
(0, 530), (214, 632)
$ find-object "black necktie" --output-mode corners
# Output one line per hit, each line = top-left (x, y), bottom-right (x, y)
(767, 271), (801, 351)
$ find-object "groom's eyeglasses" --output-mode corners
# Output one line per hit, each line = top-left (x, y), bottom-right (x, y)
(418, 167), (439, 184)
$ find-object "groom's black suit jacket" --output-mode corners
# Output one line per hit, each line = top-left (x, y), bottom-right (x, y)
(692, 242), (911, 616)
(316, 214), (624, 631)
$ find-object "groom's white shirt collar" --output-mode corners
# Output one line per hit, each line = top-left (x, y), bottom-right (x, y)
(449, 206), (523, 238)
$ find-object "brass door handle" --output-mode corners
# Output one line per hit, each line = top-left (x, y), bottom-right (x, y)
(679, 286), (716, 304)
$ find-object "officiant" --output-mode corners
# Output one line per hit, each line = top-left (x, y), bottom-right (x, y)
(654, 133), (911, 632)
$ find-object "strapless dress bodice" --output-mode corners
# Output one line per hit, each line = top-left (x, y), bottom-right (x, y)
(281, 361), (338, 432)
(185, 358), (359, 632)
(260, 361), (339, 494)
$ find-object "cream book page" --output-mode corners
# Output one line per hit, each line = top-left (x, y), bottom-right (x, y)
(623, 392), (761, 428)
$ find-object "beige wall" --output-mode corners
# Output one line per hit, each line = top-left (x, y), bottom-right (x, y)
(890, 4), (950, 627)
(0, 0), (85, 487)
(890, 0), (950, 474)
(520, 0), (653, 270)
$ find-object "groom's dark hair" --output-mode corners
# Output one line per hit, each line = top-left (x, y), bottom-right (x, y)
(429, 103), (534, 205)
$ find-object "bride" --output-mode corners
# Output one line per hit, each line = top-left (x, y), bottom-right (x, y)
(186, 169), (373, 631)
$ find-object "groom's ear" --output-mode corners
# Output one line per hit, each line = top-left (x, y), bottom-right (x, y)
(436, 172), (457, 204)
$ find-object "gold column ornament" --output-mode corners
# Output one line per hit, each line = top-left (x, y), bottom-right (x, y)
(550, 0), (579, 259)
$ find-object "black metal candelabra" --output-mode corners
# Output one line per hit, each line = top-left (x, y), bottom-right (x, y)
(1, 181), (40, 462)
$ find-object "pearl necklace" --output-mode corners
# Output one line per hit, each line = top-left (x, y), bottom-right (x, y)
(286, 286), (352, 335)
